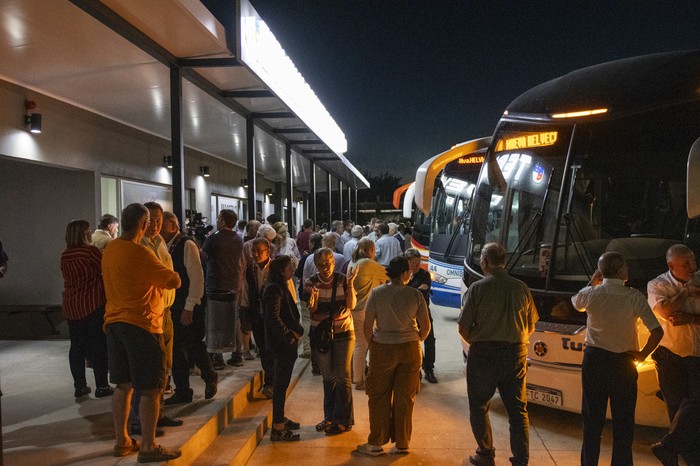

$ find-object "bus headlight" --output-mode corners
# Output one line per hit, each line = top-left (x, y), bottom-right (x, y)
(431, 272), (448, 284)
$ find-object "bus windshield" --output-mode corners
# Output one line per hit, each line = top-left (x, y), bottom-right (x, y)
(468, 110), (690, 307)
(431, 152), (484, 260)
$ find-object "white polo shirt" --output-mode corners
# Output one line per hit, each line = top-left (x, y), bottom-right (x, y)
(647, 271), (700, 357)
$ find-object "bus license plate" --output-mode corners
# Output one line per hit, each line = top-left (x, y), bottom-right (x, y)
(526, 384), (562, 407)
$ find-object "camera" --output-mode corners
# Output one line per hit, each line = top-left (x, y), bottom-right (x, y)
(185, 209), (211, 246)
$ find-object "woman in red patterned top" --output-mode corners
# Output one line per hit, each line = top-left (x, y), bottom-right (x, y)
(61, 219), (112, 399)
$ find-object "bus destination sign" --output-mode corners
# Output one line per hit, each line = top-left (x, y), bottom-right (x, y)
(495, 131), (558, 152)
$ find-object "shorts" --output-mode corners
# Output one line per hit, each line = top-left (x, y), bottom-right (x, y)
(106, 322), (166, 390)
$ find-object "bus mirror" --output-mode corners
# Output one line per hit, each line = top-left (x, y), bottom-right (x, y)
(689, 138), (700, 218)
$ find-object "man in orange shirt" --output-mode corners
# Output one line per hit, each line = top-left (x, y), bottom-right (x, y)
(102, 203), (182, 462)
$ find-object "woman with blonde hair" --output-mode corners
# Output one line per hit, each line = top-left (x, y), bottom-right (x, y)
(272, 221), (300, 265)
(347, 238), (388, 390)
(61, 219), (112, 398)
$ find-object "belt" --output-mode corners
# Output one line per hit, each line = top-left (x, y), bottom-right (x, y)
(334, 330), (354, 340)
(470, 341), (522, 348)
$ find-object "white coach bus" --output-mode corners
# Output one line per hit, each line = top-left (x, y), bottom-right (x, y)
(461, 50), (700, 427)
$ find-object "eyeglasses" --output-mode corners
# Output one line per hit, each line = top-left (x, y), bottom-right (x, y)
(252, 249), (269, 256)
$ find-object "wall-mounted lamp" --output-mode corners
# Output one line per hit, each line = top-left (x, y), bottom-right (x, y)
(163, 156), (173, 168)
(200, 165), (210, 177)
(24, 100), (41, 133)
(241, 178), (249, 188)
(25, 113), (42, 133)
(264, 188), (274, 197)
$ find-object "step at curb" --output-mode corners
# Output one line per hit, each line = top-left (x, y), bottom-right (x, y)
(190, 358), (310, 466)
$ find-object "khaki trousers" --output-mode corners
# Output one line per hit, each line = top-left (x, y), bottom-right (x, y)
(366, 340), (422, 448)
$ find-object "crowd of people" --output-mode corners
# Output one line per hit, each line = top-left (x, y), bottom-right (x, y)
(55, 208), (436, 461)
(49, 205), (699, 463)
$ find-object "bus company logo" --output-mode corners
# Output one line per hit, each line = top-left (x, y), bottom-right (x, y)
(532, 164), (545, 183)
(533, 340), (547, 357)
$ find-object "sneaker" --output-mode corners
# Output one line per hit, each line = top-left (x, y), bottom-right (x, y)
(261, 385), (273, 399)
(650, 442), (678, 466)
(391, 445), (409, 455)
(270, 427), (300, 442)
(95, 386), (114, 398)
(113, 438), (140, 457)
(356, 443), (385, 457)
(227, 353), (244, 367)
(242, 351), (255, 360)
(157, 415), (183, 427)
(469, 453), (495, 466)
(283, 417), (300, 430)
(74, 386), (91, 398)
(137, 445), (182, 463)
(204, 376), (218, 400)
(211, 353), (225, 370)
(354, 381), (365, 391)
(163, 389), (193, 405)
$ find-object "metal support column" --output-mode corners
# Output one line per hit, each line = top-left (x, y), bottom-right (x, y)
(285, 143), (293, 227)
(347, 185), (353, 221)
(170, 66), (186, 225)
(309, 159), (317, 227)
(327, 172), (332, 224)
(354, 188), (358, 223)
(246, 116), (256, 220)
(338, 180), (343, 220)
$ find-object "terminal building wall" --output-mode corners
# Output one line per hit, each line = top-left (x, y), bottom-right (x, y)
(0, 79), (282, 307)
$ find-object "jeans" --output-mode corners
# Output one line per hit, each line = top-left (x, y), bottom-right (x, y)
(581, 346), (637, 466)
(652, 345), (700, 422)
(315, 334), (355, 426)
(252, 312), (274, 387)
(366, 340), (422, 448)
(171, 303), (217, 392)
(272, 343), (298, 424)
(67, 307), (108, 389)
(467, 342), (529, 465)
(422, 311), (436, 372)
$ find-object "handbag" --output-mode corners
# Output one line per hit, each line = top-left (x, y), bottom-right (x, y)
(309, 273), (339, 354)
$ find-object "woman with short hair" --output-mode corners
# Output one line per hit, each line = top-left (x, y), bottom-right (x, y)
(347, 238), (388, 390)
(357, 256), (431, 456)
(305, 247), (357, 435)
(61, 219), (112, 399)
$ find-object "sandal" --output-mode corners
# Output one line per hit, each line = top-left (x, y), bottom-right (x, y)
(270, 427), (300, 442)
(325, 423), (351, 436)
(315, 419), (331, 432)
(113, 438), (140, 457)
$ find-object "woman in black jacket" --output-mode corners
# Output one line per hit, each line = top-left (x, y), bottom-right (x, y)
(263, 255), (305, 441)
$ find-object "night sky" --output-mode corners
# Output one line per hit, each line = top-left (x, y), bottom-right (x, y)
(250, 1), (700, 183)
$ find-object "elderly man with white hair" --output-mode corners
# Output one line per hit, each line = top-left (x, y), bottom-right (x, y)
(343, 225), (364, 262)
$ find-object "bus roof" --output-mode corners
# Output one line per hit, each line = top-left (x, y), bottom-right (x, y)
(414, 137), (491, 216)
(506, 50), (700, 121)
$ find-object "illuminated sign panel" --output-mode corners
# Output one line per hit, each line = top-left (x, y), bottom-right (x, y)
(239, 0), (347, 154)
(495, 131), (558, 152)
(457, 155), (485, 165)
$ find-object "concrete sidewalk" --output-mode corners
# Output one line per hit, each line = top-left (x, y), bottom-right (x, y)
(0, 339), (294, 466)
(247, 311), (668, 466)
(0, 308), (671, 465)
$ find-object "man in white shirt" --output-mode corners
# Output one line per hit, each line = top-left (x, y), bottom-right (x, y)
(647, 244), (700, 465)
(572, 252), (662, 466)
(91, 214), (119, 250)
(342, 225), (363, 262)
(375, 223), (403, 267)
